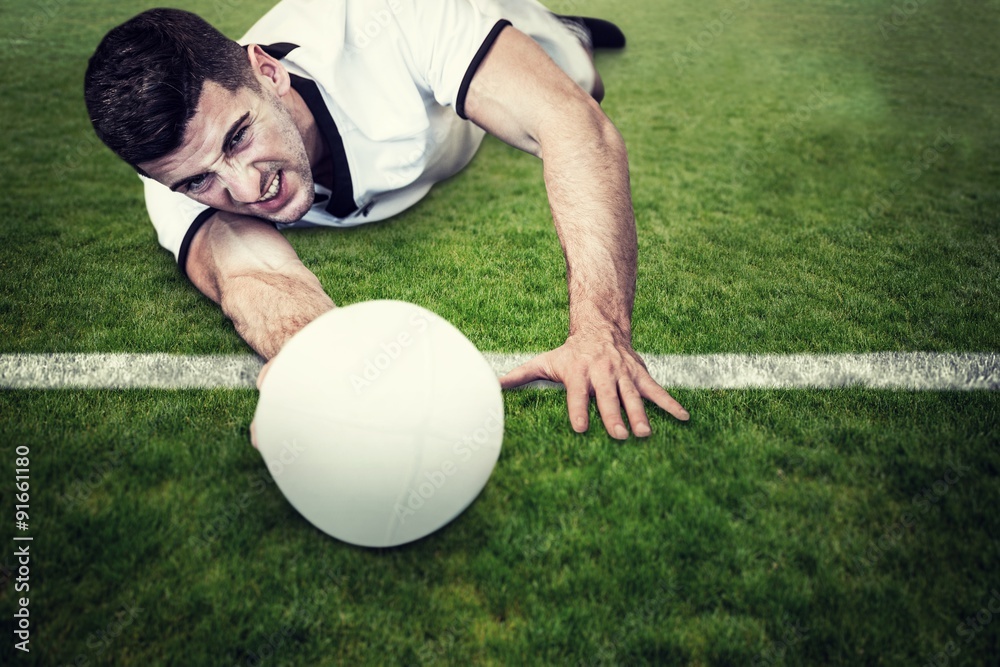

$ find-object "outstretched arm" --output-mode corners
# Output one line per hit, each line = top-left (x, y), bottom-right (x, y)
(185, 212), (334, 360)
(463, 27), (689, 438)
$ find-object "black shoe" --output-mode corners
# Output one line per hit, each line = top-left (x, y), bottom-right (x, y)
(557, 15), (627, 50)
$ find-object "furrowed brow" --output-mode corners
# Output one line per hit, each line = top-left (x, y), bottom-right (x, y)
(169, 111), (251, 192)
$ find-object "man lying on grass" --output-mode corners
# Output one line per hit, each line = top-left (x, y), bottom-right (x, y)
(84, 0), (689, 439)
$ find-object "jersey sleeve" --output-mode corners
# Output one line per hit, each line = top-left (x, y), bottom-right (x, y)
(141, 175), (217, 277)
(388, 0), (510, 118)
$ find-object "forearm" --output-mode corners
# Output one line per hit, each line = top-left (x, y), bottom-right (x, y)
(186, 212), (334, 360)
(220, 267), (334, 360)
(462, 26), (688, 434)
(540, 102), (638, 342)
(460, 27), (638, 341)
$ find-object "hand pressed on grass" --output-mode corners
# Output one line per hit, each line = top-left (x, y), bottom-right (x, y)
(499, 333), (689, 439)
(249, 358), (275, 449)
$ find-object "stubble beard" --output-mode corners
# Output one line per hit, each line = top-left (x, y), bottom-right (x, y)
(259, 91), (317, 225)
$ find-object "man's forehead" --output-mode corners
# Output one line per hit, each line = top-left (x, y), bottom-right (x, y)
(138, 81), (251, 183)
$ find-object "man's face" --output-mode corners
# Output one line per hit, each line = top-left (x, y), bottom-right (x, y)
(138, 80), (315, 224)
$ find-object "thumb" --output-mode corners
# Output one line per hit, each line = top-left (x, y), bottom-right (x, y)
(499, 353), (553, 389)
(256, 358), (274, 391)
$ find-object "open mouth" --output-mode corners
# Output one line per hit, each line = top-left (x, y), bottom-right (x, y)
(258, 172), (282, 203)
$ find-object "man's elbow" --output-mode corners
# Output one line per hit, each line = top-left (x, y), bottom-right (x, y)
(538, 92), (625, 161)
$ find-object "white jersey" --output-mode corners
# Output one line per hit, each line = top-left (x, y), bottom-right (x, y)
(142, 0), (595, 275)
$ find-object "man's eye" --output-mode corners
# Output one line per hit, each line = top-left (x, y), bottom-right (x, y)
(186, 174), (209, 193)
(229, 126), (248, 150)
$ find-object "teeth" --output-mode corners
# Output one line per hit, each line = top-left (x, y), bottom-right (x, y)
(258, 173), (281, 202)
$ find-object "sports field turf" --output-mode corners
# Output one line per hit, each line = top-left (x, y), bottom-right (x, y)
(1, 0), (998, 664)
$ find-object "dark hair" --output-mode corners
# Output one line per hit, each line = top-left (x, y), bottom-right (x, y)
(84, 8), (258, 173)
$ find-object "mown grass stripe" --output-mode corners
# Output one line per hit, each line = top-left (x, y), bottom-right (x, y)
(0, 352), (996, 390)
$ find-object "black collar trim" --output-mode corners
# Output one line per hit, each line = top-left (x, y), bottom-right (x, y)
(259, 42), (300, 60)
(289, 73), (357, 218)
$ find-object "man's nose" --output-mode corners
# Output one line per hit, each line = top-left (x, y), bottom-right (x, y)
(222, 162), (262, 204)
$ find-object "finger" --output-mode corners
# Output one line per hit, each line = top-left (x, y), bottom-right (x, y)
(499, 355), (552, 389)
(256, 358), (274, 390)
(563, 372), (592, 434)
(635, 372), (690, 421)
(619, 377), (651, 437)
(592, 371), (628, 440)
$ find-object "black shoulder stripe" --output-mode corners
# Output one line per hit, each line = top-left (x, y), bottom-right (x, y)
(456, 20), (512, 120)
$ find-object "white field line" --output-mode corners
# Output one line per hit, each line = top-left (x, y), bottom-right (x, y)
(0, 352), (996, 390)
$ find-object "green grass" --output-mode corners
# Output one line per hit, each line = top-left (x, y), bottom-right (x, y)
(1, 0), (999, 664)
(1, 390), (997, 665)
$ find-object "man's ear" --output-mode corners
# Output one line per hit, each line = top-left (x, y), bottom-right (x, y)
(246, 44), (291, 97)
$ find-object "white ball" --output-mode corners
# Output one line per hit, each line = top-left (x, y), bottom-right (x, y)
(253, 300), (504, 547)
